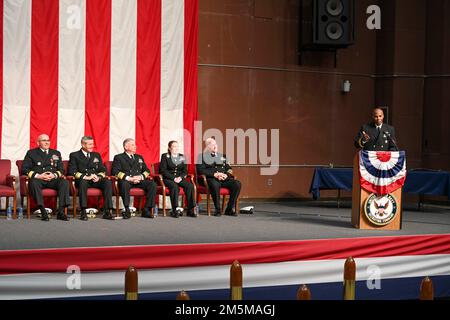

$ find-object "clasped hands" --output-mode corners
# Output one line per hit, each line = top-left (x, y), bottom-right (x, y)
(84, 174), (101, 183)
(126, 175), (144, 184)
(36, 172), (57, 181)
(214, 172), (228, 181)
(174, 177), (183, 184)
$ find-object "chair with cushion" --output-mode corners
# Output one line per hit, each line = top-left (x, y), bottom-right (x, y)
(105, 161), (153, 217)
(195, 167), (239, 216)
(67, 175), (112, 218)
(16, 160), (69, 219)
(0, 160), (17, 218)
(151, 162), (196, 217)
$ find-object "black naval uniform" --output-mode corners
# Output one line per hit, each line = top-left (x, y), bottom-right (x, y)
(159, 152), (196, 217)
(111, 152), (157, 218)
(22, 148), (70, 220)
(354, 122), (398, 151)
(68, 150), (113, 219)
(196, 152), (241, 216)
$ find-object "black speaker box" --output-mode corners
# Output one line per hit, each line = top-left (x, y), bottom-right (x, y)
(300, 0), (355, 48)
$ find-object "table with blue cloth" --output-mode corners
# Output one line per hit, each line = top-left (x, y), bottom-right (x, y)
(310, 168), (450, 206)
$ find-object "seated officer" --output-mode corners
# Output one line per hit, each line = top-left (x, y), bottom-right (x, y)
(159, 140), (197, 218)
(68, 136), (114, 221)
(22, 134), (70, 221)
(112, 138), (157, 219)
(196, 137), (241, 217)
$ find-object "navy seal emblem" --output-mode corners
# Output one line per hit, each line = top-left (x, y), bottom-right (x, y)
(364, 193), (398, 226)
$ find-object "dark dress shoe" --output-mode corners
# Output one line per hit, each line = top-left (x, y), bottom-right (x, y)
(41, 213), (49, 221)
(122, 212), (131, 219)
(122, 207), (131, 219)
(56, 207), (70, 221)
(225, 208), (237, 216)
(187, 209), (198, 217)
(102, 210), (114, 220)
(142, 208), (154, 219)
(214, 210), (221, 217)
(171, 209), (180, 218)
(40, 208), (49, 221)
(57, 214), (69, 221)
(80, 209), (88, 221)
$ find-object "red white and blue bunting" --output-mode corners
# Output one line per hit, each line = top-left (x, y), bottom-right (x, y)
(359, 150), (407, 195)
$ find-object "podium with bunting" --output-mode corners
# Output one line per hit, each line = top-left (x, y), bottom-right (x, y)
(351, 150), (407, 230)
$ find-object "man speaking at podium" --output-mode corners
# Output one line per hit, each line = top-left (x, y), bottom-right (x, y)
(354, 107), (398, 151)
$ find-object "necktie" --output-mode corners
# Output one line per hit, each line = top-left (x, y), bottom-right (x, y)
(87, 153), (90, 160)
(376, 126), (381, 141)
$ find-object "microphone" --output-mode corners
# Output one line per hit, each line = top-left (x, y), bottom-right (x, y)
(384, 131), (399, 151)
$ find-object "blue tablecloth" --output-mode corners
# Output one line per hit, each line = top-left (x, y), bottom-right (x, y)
(310, 168), (450, 200)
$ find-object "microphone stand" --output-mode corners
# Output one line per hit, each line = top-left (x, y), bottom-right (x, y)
(384, 132), (399, 151)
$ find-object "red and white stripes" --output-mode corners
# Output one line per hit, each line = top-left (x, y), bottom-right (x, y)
(1, 0), (198, 173)
(1, 234), (450, 299)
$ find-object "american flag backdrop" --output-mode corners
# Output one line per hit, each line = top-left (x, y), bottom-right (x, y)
(0, 0), (198, 174)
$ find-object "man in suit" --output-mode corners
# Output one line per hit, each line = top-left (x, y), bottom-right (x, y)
(354, 108), (398, 151)
(112, 138), (157, 219)
(68, 136), (114, 221)
(196, 137), (241, 217)
(22, 134), (70, 221)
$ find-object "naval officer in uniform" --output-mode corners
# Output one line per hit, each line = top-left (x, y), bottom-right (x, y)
(112, 138), (157, 219)
(68, 136), (114, 221)
(354, 107), (398, 151)
(22, 134), (70, 221)
(196, 138), (241, 217)
(159, 140), (197, 218)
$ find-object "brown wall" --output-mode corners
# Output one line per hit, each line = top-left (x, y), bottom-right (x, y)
(423, 0), (450, 170)
(375, 0), (426, 169)
(198, 0), (450, 199)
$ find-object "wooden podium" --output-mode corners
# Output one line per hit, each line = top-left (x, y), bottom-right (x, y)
(351, 153), (403, 230)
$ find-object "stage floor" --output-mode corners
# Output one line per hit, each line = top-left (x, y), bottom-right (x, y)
(1, 201), (449, 251)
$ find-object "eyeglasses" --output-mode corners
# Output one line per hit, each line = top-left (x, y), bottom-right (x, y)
(39, 139), (50, 142)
